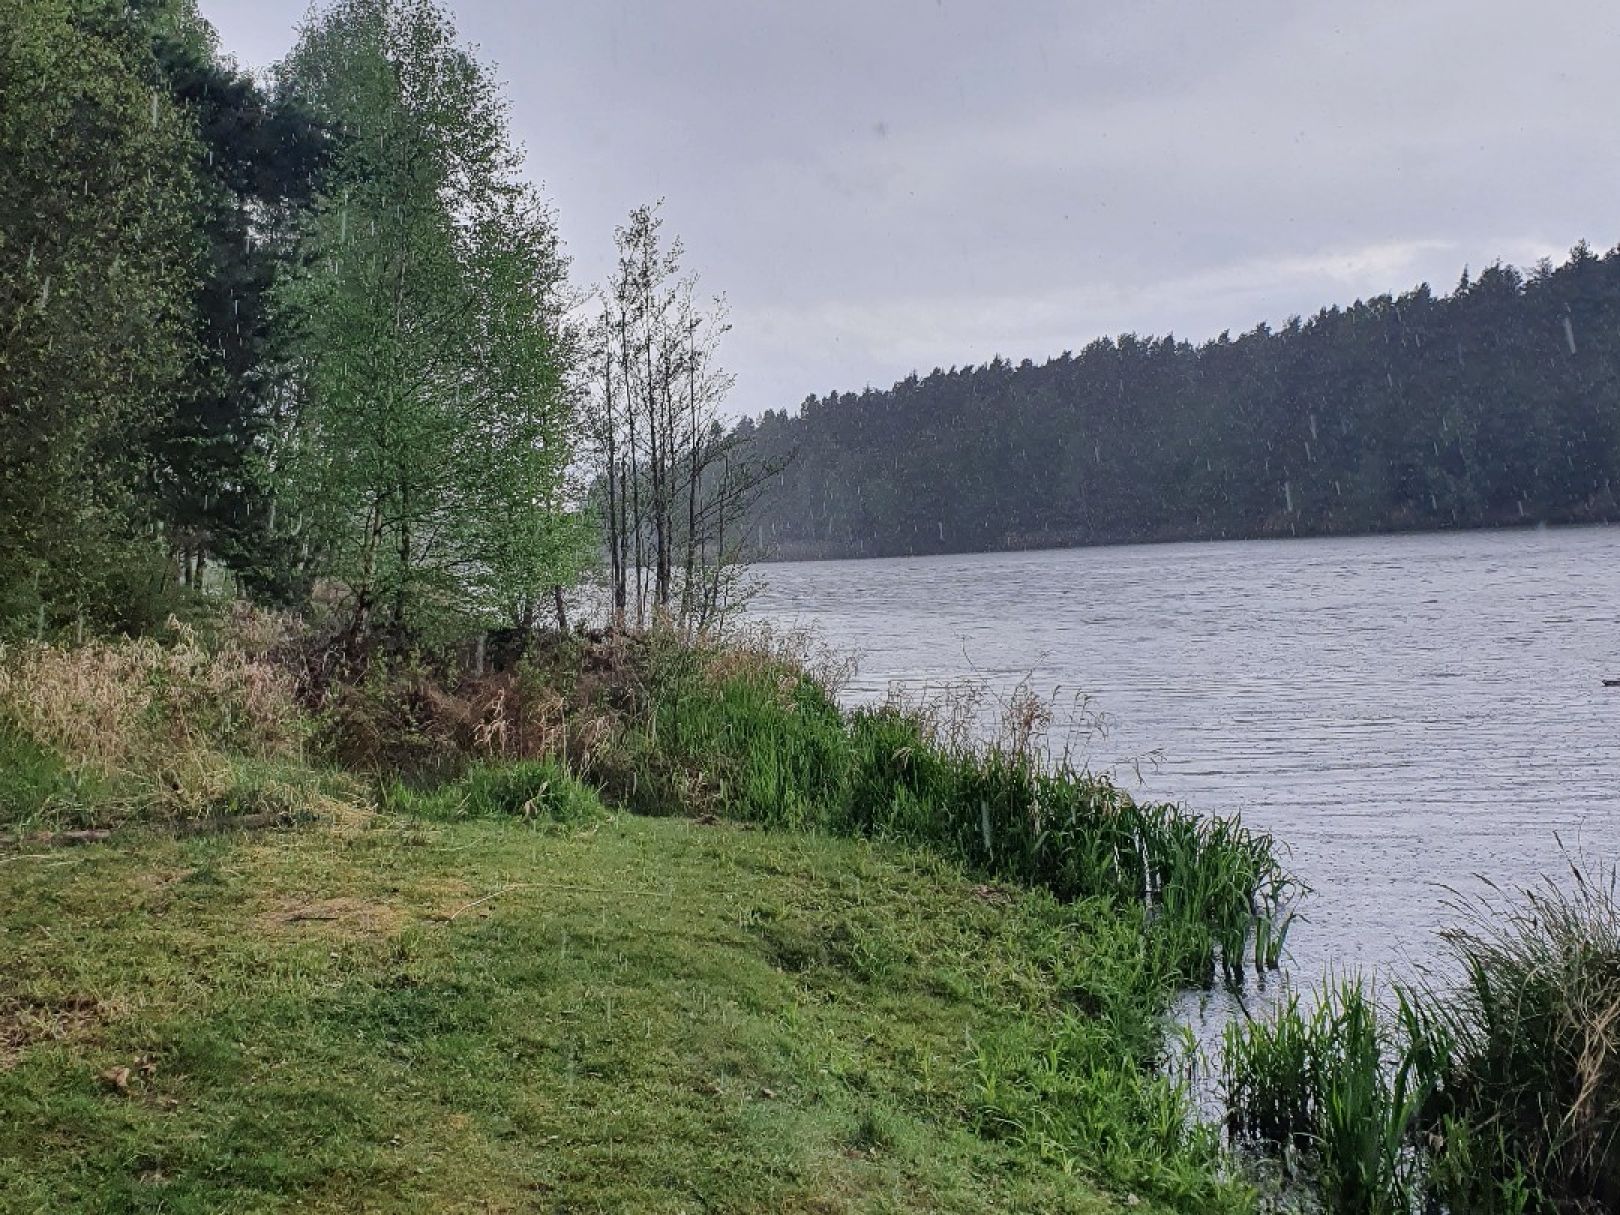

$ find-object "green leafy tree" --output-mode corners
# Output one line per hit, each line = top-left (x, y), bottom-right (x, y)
(141, 4), (330, 601)
(272, 0), (584, 651)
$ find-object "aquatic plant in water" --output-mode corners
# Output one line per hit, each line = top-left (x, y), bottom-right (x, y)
(1222, 863), (1620, 1213)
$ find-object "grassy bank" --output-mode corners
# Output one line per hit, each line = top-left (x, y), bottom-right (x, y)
(3, 807), (1249, 1212)
(13, 620), (1610, 1212)
(1, 620), (1277, 1212)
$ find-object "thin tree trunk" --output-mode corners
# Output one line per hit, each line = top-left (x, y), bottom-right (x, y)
(683, 316), (700, 632)
(350, 496), (385, 658)
(655, 345), (674, 610)
(600, 311), (625, 628)
(644, 300), (667, 614)
(392, 476), (411, 647)
(620, 311), (646, 629)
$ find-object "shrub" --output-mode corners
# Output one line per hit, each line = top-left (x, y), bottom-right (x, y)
(382, 759), (604, 825)
(617, 642), (847, 825)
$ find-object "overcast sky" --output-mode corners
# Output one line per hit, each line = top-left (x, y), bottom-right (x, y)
(205, 0), (1620, 415)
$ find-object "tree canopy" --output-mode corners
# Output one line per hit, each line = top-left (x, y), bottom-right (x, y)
(0, 0), (601, 650)
(271, 0), (584, 650)
(0, 0), (203, 630)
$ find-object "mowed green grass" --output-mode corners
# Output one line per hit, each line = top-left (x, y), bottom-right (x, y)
(0, 812), (1191, 1214)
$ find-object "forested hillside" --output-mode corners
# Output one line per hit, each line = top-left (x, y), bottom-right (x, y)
(742, 247), (1620, 559)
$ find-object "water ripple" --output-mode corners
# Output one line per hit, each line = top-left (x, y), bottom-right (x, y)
(750, 526), (1620, 981)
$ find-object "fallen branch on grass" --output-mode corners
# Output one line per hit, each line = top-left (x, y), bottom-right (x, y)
(11, 810), (308, 851)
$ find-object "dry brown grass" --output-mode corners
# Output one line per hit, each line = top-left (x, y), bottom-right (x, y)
(877, 673), (1106, 768)
(0, 619), (303, 778)
(0, 620), (336, 828)
(256, 896), (410, 940)
(701, 622), (857, 697)
(320, 666), (582, 777)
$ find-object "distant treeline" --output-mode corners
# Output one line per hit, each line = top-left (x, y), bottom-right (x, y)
(739, 244), (1620, 559)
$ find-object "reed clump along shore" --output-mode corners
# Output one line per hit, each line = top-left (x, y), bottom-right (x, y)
(1, 610), (1614, 1212)
(1223, 870), (1620, 1214)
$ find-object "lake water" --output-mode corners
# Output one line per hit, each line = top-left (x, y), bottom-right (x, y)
(749, 526), (1620, 988)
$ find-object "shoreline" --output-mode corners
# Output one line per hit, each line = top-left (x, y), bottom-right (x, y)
(753, 515), (1619, 565)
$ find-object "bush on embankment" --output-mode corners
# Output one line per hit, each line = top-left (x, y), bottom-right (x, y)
(1223, 867), (1620, 1213)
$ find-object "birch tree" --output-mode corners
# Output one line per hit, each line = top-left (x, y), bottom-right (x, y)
(272, 0), (584, 653)
(591, 203), (777, 635)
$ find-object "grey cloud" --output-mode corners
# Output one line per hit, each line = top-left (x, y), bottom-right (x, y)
(205, 0), (1620, 412)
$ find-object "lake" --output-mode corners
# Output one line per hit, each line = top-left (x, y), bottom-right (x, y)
(749, 525), (1620, 987)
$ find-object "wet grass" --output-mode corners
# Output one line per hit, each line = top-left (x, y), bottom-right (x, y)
(0, 627), (1291, 1211)
(379, 758), (606, 824)
(0, 811), (1251, 1213)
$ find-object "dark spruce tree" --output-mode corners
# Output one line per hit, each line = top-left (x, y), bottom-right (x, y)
(143, 8), (330, 603)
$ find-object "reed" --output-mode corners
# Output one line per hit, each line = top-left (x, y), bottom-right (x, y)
(1424, 866), (1620, 1211)
(1221, 976), (1436, 1212)
(1223, 865), (1620, 1213)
